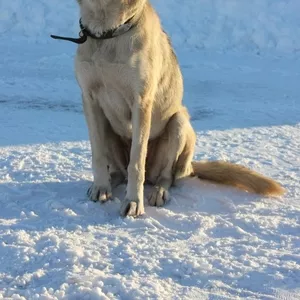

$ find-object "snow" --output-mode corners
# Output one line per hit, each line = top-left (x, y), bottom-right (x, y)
(154, 0), (300, 55)
(1, 1), (300, 299)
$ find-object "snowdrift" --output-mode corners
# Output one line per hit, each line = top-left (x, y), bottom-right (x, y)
(1, 0), (300, 55)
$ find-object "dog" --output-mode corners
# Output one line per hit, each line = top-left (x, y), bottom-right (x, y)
(73, 0), (284, 217)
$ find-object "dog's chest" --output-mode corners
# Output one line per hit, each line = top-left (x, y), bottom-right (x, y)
(76, 47), (140, 139)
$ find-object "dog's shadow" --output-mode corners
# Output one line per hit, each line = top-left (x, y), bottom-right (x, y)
(0, 177), (262, 233)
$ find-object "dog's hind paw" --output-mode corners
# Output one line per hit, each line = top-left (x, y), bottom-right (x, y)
(87, 183), (112, 203)
(148, 186), (170, 207)
(120, 199), (145, 218)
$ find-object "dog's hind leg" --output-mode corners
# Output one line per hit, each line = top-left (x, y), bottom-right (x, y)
(147, 108), (196, 207)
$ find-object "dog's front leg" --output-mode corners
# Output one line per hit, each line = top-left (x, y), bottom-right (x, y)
(83, 93), (112, 202)
(120, 100), (152, 217)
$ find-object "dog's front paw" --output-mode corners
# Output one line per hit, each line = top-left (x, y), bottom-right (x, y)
(120, 199), (145, 217)
(87, 183), (112, 203)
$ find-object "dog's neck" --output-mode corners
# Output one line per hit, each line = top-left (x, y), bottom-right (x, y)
(51, 2), (148, 45)
(79, 15), (136, 41)
(79, 1), (147, 38)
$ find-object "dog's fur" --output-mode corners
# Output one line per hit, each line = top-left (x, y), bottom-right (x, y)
(75, 0), (284, 217)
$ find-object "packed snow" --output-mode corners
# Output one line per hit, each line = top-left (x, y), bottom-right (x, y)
(0, 0), (300, 299)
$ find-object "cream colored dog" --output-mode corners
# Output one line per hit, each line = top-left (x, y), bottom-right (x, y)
(74, 0), (284, 217)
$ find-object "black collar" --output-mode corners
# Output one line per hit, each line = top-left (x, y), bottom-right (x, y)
(51, 16), (137, 44)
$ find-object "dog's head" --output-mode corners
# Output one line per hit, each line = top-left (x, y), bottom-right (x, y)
(76, 0), (145, 34)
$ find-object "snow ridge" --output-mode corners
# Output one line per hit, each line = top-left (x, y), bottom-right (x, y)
(1, 0), (300, 55)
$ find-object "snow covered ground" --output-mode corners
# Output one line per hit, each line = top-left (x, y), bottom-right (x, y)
(1, 1), (300, 299)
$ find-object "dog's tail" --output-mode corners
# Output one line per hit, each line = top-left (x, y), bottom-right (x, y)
(191, 161), (285, 196)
